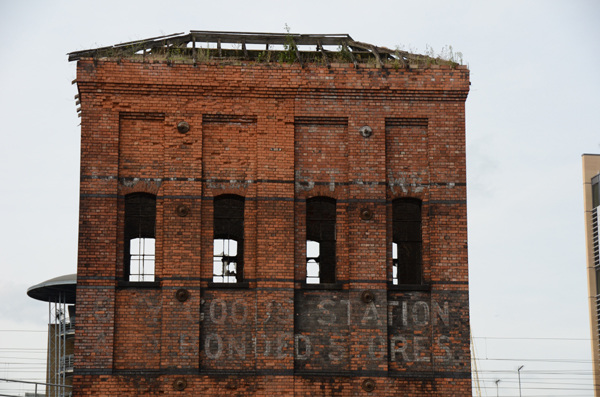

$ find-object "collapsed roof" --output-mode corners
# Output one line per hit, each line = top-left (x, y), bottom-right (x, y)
(68, 30), (460, 69)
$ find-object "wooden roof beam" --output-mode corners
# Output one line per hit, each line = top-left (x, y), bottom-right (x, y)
(342, 42), (359, 69)
(317, 40), (330, 68)
(347, 40), (384, 68)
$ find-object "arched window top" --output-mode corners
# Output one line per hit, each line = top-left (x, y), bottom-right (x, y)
(392, 198), (422, 221)
(213, 195), (244, 241)
(307, 196), (336, 220)
(307, 196), (336, 204)
(307, 196), (336, 201)
(125, 192), (157, 205)
(214, 194), (245, 205)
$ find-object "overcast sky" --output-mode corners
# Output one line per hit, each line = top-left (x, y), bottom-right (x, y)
(1, 1), (599, 396)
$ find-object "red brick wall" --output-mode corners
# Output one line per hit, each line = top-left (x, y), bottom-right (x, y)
(74, 58), (470, 396)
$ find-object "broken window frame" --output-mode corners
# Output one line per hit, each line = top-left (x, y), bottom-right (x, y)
(306, 196), (336, 284)
(392, 198), (422, 285)
(212, 195), (245, 283)
(124, 193), (157, 282)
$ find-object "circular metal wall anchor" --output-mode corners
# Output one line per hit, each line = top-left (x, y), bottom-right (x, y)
(362, 379), (375, 392)
(360, 208), (373, 220)
(176, 204), (190, 217)
(175, 288), (190, 302)
(359, 125), (373, 138)
(177, 121), (190, 134)
(173, 378), (187, 391)
(361, 290), (375, 304)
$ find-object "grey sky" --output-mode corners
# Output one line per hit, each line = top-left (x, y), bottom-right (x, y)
(1, 1), (599, 395)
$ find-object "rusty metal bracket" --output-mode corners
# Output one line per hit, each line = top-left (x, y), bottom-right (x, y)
(176, 205), (190, 217)
(361, 290), (375, 303)
(173, 378), (187, 391)
(359, 126), (373, 138)
(360, 208), (373, 220)
(175, 288), (190, 302)
(177, 121), (190, 134)
(362, 378), (375, 392)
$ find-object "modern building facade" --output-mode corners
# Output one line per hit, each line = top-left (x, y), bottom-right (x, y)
(27, 274), (77, 397)
(69, 31), (471, 396)
(583, 154), (600, 395)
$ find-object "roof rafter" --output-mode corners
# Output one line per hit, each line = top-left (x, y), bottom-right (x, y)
(67, 30), (455, 69)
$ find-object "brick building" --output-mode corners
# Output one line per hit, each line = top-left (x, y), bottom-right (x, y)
(69, 31), (471, 396)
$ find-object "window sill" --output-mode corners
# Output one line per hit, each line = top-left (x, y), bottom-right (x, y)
(388, 283), (431, 291)
(207, 281), (250, 289)
(301, 282), (343, 290)
(117, 281), (161, 289)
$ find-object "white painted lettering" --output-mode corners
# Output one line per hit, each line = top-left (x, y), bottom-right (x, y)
(412, 301), (429, 326)
(209, 299), (227, 324)
(295, 334), (312, 360)
(340, 299), (351, 325)
(413, 336), (430, 362)
(205, 333), (223, 359)
(317, 299), (337, 325)
(228, 336), (246, 359)
(435, 335), (452, 363)
(390, 335), (409, 362)
(362, 302), (382, 326)
(433, 301), (449, 326)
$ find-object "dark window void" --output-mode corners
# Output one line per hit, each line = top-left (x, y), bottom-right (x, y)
(124, 193), (156, 282)
(213, 195), (244, 283)
(392, 199), (422, 285)
(306, 197), (336, 284)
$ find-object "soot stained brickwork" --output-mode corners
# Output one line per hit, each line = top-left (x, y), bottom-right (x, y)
(72, 31), (470, 396)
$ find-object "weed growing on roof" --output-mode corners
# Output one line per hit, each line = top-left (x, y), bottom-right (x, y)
(333, 44), (353, 63)
(278, 24), (297, 64)
(424, 44), (464, 66)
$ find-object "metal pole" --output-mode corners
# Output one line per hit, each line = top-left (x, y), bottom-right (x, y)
(495, 379), (500, 397)
(60, 293), (64, 397)
(48, 301), (51, 397)
(62, 293), (66, 397)
(54, 301), (58, 397)
(518, 365), (524, 397)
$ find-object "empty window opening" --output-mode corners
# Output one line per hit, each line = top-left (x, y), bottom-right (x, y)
(213, 195), (244, 283)
(306, 197), (336, 284)
(213, 238), (239, 283)
(306, 240), (320, 284)
(124, 193), (156, 282)
(129, 238), (155, 281)
(392, 199), (422, 285)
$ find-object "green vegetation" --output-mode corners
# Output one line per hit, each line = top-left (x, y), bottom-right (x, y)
(278, 24), (297, 64)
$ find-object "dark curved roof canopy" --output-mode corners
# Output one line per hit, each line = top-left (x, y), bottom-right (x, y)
(27, 274), (76, 304)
